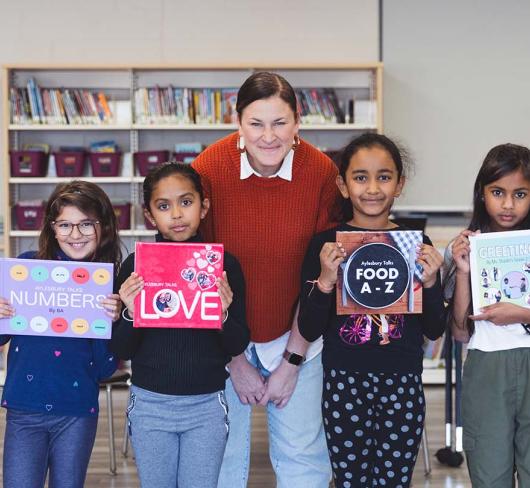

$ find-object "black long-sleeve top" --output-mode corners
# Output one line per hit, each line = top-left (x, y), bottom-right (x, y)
(110, 234), (250, 395)
(298, 223), (446, 374)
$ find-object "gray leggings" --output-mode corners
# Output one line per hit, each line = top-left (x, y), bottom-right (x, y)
(127, 385), (229, 488)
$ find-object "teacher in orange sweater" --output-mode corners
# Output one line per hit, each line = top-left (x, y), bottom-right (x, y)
(193, 71), (338, 488)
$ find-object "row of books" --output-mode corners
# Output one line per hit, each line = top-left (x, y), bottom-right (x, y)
(134, 86), (362, 126)
(295, 88), (346, 124)
(10, 82), (372, 127)
(10, 78), (113, 125)
(134, 87), (238, 125)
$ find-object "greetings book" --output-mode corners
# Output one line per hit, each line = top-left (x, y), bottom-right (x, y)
(469, 229), (530, 313)
(0, 257), (114, 339)
(336, 231), (423, 315)
(133, 242), (224, 329)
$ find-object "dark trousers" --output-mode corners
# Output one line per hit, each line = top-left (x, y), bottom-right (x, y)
(322, 369), (425, 488)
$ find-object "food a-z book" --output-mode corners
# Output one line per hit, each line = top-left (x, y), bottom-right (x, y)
(336, 231), (423, 315)
(0, 258), (114, 339)
(469, 229), (530, 313)
(133, 242), (224, 329)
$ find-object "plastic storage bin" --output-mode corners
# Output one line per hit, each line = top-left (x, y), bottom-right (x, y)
(53, 151), (86, 177)
(172, 151), (199, 164)
(113, 203), (131, 230)
(89, 152), (121, 177)
(10, 151), (48, 177)
(134, 151), (170, 176)
(15, 201), (46, 230)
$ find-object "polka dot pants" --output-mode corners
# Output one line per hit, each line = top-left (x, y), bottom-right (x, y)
(322, 369), (425, 488)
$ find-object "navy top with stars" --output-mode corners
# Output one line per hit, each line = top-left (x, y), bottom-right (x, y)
(0, 251), (117, 417)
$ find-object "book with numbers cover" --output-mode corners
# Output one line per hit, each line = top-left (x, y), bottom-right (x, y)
(336, 230), (423, 315)
(469, 229), (530, 313)
(0, 257), (114, 339)
(133, 242), (224, 329)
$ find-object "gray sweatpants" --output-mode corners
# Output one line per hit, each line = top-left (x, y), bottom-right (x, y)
(462, 348), (530, 488)
(127, 385), (229, 488)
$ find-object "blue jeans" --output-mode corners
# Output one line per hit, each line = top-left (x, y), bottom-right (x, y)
(127, 385), (229, 488)
(3, 409), (98, 488)
(218, 350), (331, 488)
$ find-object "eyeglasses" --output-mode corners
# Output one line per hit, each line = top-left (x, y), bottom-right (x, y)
(52, 220), (100, 236)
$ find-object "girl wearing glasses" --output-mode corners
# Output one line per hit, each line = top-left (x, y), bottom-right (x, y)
(0, 180), (122, 488)
(444, 144), (530, 486)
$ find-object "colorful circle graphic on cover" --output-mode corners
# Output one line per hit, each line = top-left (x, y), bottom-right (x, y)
(91, 319), (110, 336)
(30, 316), (49, 333)
(153, 289), (179, 317)
(501, 271), (527, 300)
(51, 317), (69, 334)
(10, 264), (29, 282)
(343, 243), (410, 309)
(10, 315), (28, 332)
(71, 318), (89, 335)
(72, 267), (90, 284)
(51, 266), (69, 284)
(92, 268), (111, 286)
(31, 265), (49, 282)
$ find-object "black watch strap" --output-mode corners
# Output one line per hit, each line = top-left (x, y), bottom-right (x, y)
(283, 349), (305, 366)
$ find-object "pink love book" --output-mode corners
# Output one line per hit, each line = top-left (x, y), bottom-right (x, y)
(133, 241), (224, 329)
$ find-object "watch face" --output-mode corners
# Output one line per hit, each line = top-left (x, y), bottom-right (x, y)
(287, 353), (304, 365)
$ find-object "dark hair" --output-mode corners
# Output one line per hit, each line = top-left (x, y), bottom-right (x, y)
(336, 133), (409, 221)
(468, 143), (530, 232)
(236, 71), (298, 119)
(38, 180), (122, 272)
(143, 162), (204, 211)
(444, 143), (530, 336)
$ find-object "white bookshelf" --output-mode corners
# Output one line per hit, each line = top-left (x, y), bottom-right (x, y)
(3, 64), (383, 256)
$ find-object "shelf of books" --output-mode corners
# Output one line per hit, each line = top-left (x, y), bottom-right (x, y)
(3, 64), (383, 257)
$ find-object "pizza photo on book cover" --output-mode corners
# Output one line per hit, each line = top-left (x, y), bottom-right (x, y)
(133, 242), (224, 329)
(0, 257), (114, 339)
(336, 231), (423, 315)
(469, 229), (530, 314)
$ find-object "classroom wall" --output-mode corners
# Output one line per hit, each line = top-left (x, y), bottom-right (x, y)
(384, 0), (530, 211)
(0, 0), (379, 225)
(4, 1), (530, 216)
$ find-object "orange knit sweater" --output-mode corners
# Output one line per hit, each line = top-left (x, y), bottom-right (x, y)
(193, 132), (339, 343)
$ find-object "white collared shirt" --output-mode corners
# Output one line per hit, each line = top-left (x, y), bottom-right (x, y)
(240, 149), (294, 181)
(239, 150), (322, 371)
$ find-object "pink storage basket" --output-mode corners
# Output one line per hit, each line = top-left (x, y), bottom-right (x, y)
(54, 151), (86, 177)
(10, 151), (48, 177)
(90, 152), (121, 177)
(134, 151), (170, 176)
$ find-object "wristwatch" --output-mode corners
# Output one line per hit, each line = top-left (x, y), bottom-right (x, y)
(283, 349), (305, 366)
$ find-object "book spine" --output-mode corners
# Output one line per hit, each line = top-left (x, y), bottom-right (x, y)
(35, 81), (45, 124)
(98, 92), (112, 123)
(55, 90), (68, 124)
(21, 88), (32, 124)
(27, 79), (40, 124)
